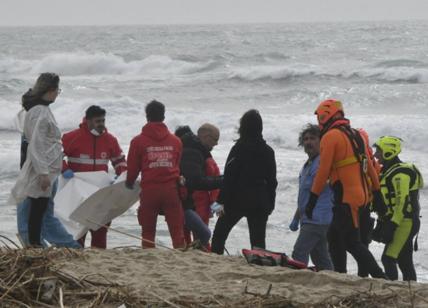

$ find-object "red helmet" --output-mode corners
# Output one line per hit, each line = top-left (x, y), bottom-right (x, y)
(314, 99), (344, 127)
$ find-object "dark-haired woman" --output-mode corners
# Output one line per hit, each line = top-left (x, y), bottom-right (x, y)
(11, 73), (63, 247)
(211, 110), (278, 254)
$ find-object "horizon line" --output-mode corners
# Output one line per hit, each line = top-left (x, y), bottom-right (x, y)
(1, 18), (428, 28)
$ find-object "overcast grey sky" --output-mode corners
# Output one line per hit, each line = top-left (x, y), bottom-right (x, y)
(1, 0), (428, 26)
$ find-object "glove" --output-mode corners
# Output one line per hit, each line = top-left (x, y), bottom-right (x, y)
(372, 219), (384, 243)
(125, 181), (134, 190)
(178, 175), (186, 186)
(110, 174), (119, 184)
(372, 190), (387, 216)
(62, 169), (74, 179)
(383, 220), (397, 244)
(305, 192), (319, 220)
(210, 202), (224, 217)
(289, 218), (299, 232)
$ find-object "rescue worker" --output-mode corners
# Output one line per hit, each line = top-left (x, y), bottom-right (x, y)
(175, 125), (223, 249)
(355, 128), (380, 277)
(62, 105), (127, 248)
(11, 73), (63, 247)
(373, 136), (423, 281)
(193, 124), (222, 226)
(126, 100), (185, 249)
(340, 128), (381, 276)
(305, 99), (386, 278)
(290, 124), (333, 270)
(212, 110), (278, 254)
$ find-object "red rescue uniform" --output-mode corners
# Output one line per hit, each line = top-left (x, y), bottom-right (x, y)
(127, 122), (185, 249)
(62, 120), (127, 175)
(193, 157), (221, 225)
(62, 120), (127, 248)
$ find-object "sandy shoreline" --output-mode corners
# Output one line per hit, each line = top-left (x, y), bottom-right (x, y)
(51, 248), (428, 307)
(1, 243), (428, 307)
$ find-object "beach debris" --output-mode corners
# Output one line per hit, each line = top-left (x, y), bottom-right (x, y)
(1, 240), (427, 307)
(40, 279), (57, 302)
(243, 281), (272, 297)
(0, 245), (145, 307)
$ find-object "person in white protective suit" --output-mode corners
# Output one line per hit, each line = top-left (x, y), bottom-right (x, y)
(10, 73), (63, 247)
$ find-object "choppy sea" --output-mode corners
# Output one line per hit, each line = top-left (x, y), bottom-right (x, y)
(1, 21), (427, 280)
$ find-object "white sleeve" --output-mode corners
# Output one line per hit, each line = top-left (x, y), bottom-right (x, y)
(26, 109), (50, 175)
(13, 109), (26, 133)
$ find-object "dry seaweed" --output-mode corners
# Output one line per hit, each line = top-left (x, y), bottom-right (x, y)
(1, 239), (427, 308)
(0, 245), (146, 307)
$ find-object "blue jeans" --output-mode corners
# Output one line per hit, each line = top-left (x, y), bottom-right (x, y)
(184, 209), (211, 246)
(17, 180), (81, 248)
(292, 223), (333, 271)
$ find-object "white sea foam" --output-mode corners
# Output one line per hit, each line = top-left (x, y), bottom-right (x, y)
(1, 95), (427, 155)
(1, 53), (219, 77)
(230, 65), (317, 81)
(1, 22), (428, 280)
(230, 63), (428, 83)
(2, 51), (428, 84)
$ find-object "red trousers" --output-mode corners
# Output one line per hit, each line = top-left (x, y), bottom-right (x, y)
(78, 223), (110, 249)
(138, 185), (185, 249)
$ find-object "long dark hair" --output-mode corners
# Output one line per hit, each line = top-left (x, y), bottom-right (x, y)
(21, 73), (60, 111)
(238, 109), (263, 141)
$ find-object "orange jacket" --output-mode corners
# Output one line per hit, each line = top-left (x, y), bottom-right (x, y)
(311, 123), (380, 227)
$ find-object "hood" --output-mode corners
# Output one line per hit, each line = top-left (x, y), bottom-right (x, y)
(235, 137), (267, 156)
(21, 89), (51, 111)
(142, 122), (170, 141)
(322, 118), (350, 135)
(236, 137), (266, 147)
(181, 132), (211, 159)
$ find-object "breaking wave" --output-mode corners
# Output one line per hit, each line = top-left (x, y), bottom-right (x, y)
(0, 52), (221, 77)
(229, 60), (428, 83)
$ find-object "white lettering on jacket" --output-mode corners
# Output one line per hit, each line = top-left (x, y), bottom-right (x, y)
(146, 146), (174, 169)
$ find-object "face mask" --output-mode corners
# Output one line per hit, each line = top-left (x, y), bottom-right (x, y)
(90, 129), (101, 136)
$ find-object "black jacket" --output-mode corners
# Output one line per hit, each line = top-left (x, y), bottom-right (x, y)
(179, 132), (223, 210)
(217, 138), (277, 215)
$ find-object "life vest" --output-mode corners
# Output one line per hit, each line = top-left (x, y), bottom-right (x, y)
(332, 125), (371, 206)
(242, 248), (316, 271)
(380, 162), (424, 220)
